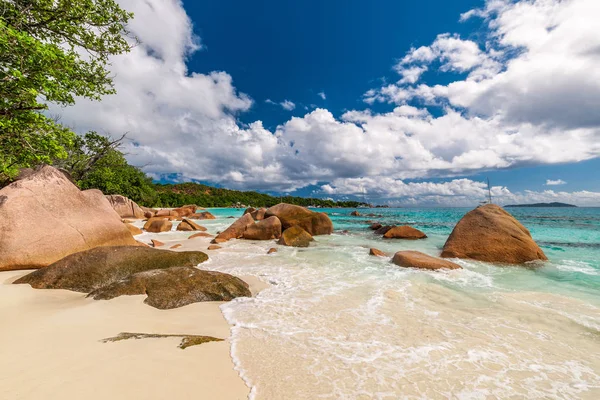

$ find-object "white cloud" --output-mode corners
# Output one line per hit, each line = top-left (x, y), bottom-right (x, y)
(266, 99), (296, 111)
(318, 91), (326, 100)
(49, 0), (599, 205)
(546, 179), (567, 186)
(321, 177), (600, 207)
(280, 100), (296, 111)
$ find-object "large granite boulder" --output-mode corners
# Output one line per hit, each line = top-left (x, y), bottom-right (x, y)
(88, 266), (251, 309)
(176, 218), (206, 232)
(14, 246), (209, 293)
(242, 216), (282, 240)
(0, 166), (138, 271)
(244, 207), (267, 221)
(143, 218), (172, 233)
(393, 251), (462, 270)
(173, 205), (198, 217)
(105, 195), (145, 219)
(441, 204), (548, 264)
(278, 226), (314, 247)
(215, 213), (255, 241)
(265, 203), (333, 235)
(383, 226), (427, 239)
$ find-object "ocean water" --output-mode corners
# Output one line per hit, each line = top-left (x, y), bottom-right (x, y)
(164, 207), (600, 399)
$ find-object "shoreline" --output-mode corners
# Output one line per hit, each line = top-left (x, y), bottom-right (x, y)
(0, 259), (267, 400)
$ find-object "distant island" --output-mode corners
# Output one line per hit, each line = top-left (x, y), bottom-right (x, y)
(505, 202), (577, 208)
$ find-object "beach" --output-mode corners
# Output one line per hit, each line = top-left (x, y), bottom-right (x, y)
(2, 207), (600, 399)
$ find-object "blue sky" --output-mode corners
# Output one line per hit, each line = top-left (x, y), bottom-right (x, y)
(56, 0), (600, 206)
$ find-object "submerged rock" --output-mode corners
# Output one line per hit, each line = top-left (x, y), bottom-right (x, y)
(0, 166), (138, 271)
(392, 251), (462, 270)
(267, 248), (278, 254)
(89, 266), (250, 309)
(106, 195), (145, 219)
(369, 223), (383, 230)
(374, 225), (393, 235)
(441, 204), (548, 264)
(176, 218), (206, 232)
(242, 216), (282, 240)
(278, 226), (314, 247)
(350, 211), (361, 216)
(14, 246), (208, 293)
(143, 218), (172, 233)
(383, 226), (427, 240)
(265, 203), (333, 235)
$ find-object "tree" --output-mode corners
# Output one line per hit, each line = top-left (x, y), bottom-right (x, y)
(0, 0), (135, 183)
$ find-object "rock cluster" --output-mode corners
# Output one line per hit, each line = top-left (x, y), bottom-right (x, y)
(106, 195), (146, 219)
(14, 246), (250, 309)
(0, 166), (138, 271)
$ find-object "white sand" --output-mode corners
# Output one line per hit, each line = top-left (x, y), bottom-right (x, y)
(0, 260), (265, 400)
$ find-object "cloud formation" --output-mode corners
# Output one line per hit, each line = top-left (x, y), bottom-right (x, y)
(51, 0), (600, 205)
(546, 179), (567, 186)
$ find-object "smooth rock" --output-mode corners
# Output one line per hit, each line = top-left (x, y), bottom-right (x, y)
(369, 248), (387, 257)
(190, 212), (216, 220)
(441, 204), (548, 264)
(188, 232), (213, 239)
(265, 203), (333, 235)
(392, 251), (462, 270)
(106, 195), (145, 219)
(143, 218), (173, 233)
(374, 225), (393, 235)
(125, 223), (143, 236)
(278, 226), (314, 247)
(151, 239), (164, 248)
(383, 226), (427, 240)
(267, 248), (277, 254)
(170, 244), (182, 249)
(207, 245), (221, 250)
(14, 246), (209, 293)
(350, 211), (361, 216)
(242, 216), (282, 240)
(88, 266), (250, 309)
(215, 213), (255, 241)
(176, 218), (206, 232)
(0, 166), (138, 271)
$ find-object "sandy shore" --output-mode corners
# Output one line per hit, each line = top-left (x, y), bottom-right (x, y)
(0, 234), (267, 400)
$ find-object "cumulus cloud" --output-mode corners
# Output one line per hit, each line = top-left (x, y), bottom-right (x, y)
(266, 99), (296, 111)
(322, 177), (600, 207)
(546, 179), (567, 186)
(49, 0), (599, 205)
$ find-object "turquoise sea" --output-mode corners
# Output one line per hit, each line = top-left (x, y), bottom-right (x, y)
(198, 207), (600, 399)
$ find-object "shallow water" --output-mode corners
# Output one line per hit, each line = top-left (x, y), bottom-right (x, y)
(158, 207), (600, 399)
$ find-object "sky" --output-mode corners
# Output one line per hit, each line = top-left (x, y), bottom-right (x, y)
(52, 0), (600, 206)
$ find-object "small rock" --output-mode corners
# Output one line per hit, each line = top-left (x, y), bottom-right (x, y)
(211, 238), (228, 244)
(207, 245), (221, 250)
(151, 239), (165, 248)
(176, 218), (207, 232)
(383, 226), (427, 240)
(369, 248), (386, 257)
(188, 232), (213, 239)
(267, 248), (277, 254)
(369, 223), (382, 230)
(374, 225), (393, 235)
(392, 251), (462, 270)
(170, 244), (182, 249)
(350, 211), (361, 216)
